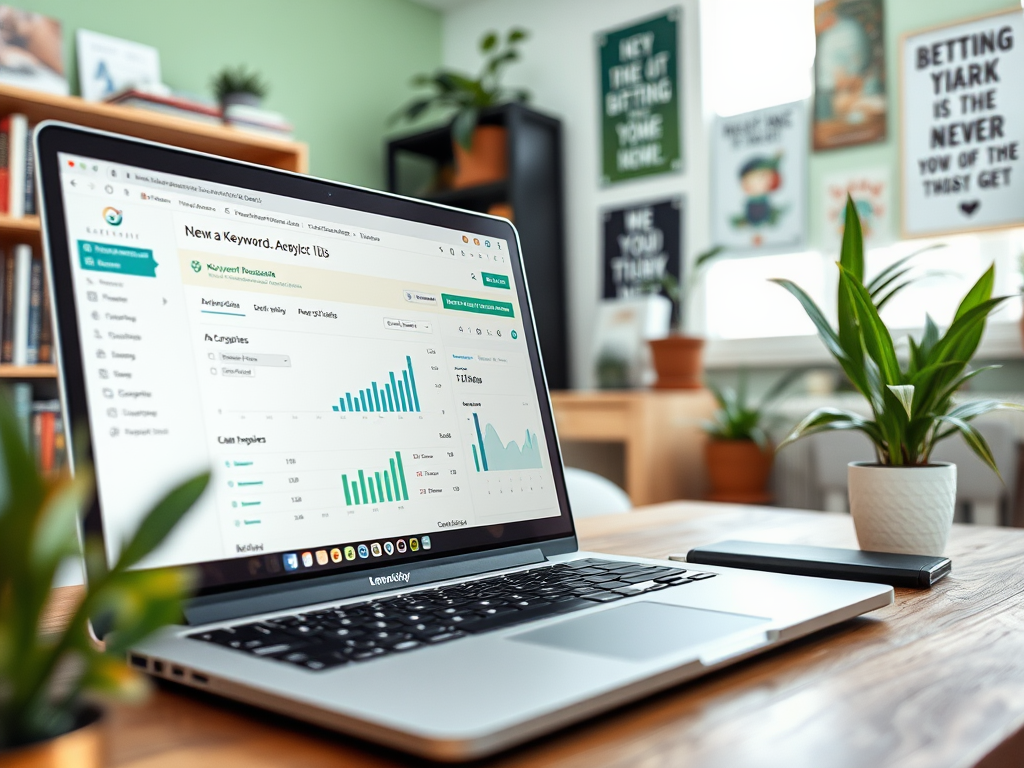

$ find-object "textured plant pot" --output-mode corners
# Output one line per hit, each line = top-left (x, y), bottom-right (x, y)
(221, 91), (262, 110)
(706, 439), (773, 504)
(1, 706), (105, 768)
(648, 336), (704, 389)
(452, 125), (508, 189)
(848, 462), (956, 556)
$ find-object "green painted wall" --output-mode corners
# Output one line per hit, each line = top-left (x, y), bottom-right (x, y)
(809, 0), (1015, 247)
(15, 0), (442, 187)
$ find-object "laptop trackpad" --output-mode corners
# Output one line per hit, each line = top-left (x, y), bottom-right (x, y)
(511, 601), (770, 662)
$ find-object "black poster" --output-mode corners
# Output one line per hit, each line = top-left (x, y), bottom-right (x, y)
(602, 197), (682, 299)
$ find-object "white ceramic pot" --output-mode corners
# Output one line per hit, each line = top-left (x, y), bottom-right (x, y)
(847, 462), (957, 556)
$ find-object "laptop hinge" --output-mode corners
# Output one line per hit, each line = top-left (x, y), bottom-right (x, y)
(184, 546), (549, 626)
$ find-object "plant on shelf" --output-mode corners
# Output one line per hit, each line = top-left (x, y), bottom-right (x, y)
(772, 194), (1024, 555)
(212, 65), (269, 110)
(704, 369), (804, 504)
(644, 245), (725, 389)
(391, 28), (530, 189)
(0, 396), (209, 764)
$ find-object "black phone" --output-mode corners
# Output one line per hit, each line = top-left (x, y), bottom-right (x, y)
(671, 540), (951, 589)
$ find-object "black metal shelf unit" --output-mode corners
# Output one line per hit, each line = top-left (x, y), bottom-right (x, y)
(386, 103), (567, 389)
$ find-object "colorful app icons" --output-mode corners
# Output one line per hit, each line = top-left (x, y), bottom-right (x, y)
(383, 541), (395, 555)
(330, 548), (342, 563)
(283, 553), (299, 571)
(396, 539), (407, 553)
(315, 550), (328, 565)
(421, 535), (432, 550)
(301, 551), (313, 567)
(409, 538), (419, 552)
(462, 235), (469, 243)
(473, 237), (480, 246)
(371, 542), (383, 557)
(357, 544), (370, 559)
(344, 546), (357, 561)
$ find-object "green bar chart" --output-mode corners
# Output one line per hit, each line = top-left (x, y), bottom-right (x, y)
(332, 355), (421, 413)
(342, 451), (409, 505)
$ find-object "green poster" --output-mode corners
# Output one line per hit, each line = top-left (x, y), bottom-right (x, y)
(599, 9), (682, 184)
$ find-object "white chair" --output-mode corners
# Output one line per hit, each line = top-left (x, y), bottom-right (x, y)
(563, 467), (632, 518)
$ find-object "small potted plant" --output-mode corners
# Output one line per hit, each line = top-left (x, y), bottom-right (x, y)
(773, 196), (1023, 555)
(0, 397), (209, 767)
(647, 245), (725, 388)
(392, 28), (530, 189)
(705, 369), (803, 503)
(212, 65), (269, 111)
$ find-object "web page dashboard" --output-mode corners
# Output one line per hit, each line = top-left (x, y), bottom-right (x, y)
(57, 154), (561, 574)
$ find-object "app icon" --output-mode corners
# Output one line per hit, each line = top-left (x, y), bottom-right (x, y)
(315, 550), (328, 565)
(357, 544), (369, 558)
(344, 546), (356, 561)
(473, 238), (480, 246)
(383, 541), (394, 555)
(396, 539), (407, 553)
(462, 235), (469, 243)
(370, 542), (382, 557)
(301, 551), (313, 567)
(330, 548), (342, 563)
(409, 538), (419, 552)
(283, 553), (299, 571)
(484, 240), (491, 247)
(421, 535), (432, 550)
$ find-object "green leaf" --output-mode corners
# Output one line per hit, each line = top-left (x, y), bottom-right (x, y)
(864, 244), (946, 294)
(839, 193), (864, 283)
(875, 279), (916, 311)
(114, 473), (210, 571)
(507, 28), (528, 43)
(920, 314), (940, 357)
(887, 384), (915, 419)
(945, 399), (1024, 422)
(838, 265), (901, 385)
(480, 32), (498, 51)
(953, 262), (994, 323)
(694, 245), (726, 271)
(777, 407), (884, 454)
(757, 368), (804, 411)
(935, 415), (1001, 478)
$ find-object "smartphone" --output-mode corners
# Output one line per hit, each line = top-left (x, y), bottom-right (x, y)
(670, 540), (951, 588)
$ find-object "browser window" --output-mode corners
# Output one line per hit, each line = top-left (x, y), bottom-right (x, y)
(57, 154), (561, 574)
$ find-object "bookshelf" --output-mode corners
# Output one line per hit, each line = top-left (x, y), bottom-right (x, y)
(0, 83), (309, 381)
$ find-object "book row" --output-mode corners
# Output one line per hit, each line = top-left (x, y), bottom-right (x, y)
(5, 383), (66, 474)
(1, 245), (53, 366)
(0, 113), (37, 217)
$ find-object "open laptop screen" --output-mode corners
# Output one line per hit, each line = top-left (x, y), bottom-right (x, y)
(39, 127), (574, 594)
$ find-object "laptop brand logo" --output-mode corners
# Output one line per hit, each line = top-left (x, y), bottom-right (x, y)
(368, 571), (411, 587)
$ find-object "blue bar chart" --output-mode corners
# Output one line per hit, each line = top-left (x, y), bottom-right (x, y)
(471, 413), (543, 472)
(331, 355), (421, 413)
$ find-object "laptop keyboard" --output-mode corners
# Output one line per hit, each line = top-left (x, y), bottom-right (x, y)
(188, 558), (712, 672)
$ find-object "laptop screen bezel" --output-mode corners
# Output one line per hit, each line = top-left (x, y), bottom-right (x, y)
(35, 122), (578, 599)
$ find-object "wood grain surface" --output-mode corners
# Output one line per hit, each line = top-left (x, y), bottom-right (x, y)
(45, 503), (1024, 768)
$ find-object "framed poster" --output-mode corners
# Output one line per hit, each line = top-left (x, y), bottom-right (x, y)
(813, 0), (887, 150)
(823, 168), (891, 251)
(712, 101), (807, 252)
(0, 7), (68, 95)
(76, 30), (161, 102)
(901, 8), (1024, 237)
(598, 9), (682, 184)
(602, 197), (683, 301)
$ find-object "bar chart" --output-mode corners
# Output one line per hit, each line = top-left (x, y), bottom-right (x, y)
(470, 413), (543, 472)
(331, 355), (421, 414)
(342, 451), (410, 506)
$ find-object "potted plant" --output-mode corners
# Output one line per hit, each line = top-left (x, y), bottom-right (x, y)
(392, 28), (530, 189)
(647, 245), (725, 388)
(705, 369), (803, 503)
(773, 196), (1023, 555)
(0, 398), (209, 767)
(212, 65), (269, 111)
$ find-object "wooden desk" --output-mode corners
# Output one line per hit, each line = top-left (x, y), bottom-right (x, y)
(48, 502), (1024, 767)
(549, 390), (717, 505)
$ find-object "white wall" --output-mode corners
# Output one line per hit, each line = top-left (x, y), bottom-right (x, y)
(442, 0), (708, 388)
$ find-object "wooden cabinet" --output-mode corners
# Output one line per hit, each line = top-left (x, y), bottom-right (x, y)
(550, 390), (716, 506)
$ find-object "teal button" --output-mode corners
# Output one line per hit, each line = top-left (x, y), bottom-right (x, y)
(481, 271), (510, 289)
(78, 240), (158, 277)
(441, 293), (515, 318)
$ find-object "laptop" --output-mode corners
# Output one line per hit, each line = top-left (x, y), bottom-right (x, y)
(36, 122), (893, 761)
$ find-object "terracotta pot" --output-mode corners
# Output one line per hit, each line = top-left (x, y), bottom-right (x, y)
(648, 336), (704, 389)
(705, 439), (773, 504)
(848, 462), (956, 555)
(453, 125), (508, 189)
(1, 706), (105, 768)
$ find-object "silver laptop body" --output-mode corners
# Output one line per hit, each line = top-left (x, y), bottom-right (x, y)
(36, 123), (892, 762)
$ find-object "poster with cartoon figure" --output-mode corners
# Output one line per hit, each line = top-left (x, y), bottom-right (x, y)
(822, 168), (891, 252)
(712, 101), (807, 251)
